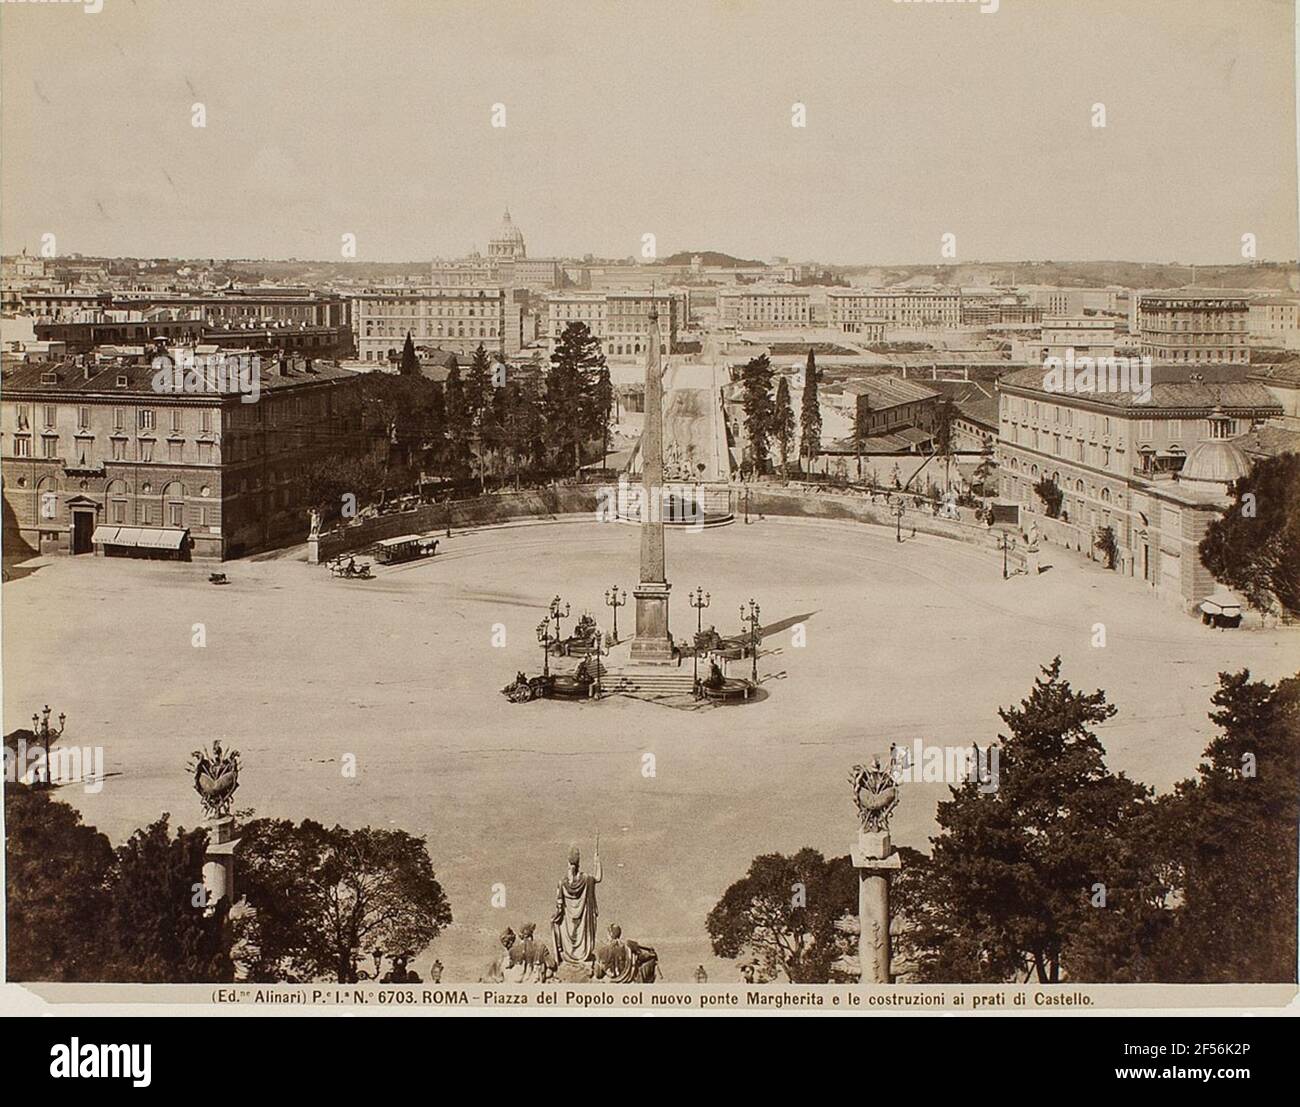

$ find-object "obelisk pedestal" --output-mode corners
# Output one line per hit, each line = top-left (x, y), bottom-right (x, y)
(850, 831), (901, 984)
(629, 306), (674, 664)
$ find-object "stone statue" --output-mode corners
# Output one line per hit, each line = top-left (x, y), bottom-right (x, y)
(308, 508), (322, 538)
(552, 842), (602, 970)
(849, 756), (898, 835)
(593, 924), (658, 983)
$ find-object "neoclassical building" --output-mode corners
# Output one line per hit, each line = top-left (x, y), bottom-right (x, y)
(994, 365), (1280, 609)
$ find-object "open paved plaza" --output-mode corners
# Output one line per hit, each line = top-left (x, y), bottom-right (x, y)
(3, 516), (1296, 981)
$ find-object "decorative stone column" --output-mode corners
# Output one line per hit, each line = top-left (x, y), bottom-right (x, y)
(203, 814), (240, 912)
(848, 756), (902, 984)
(851, 829), (901, 983)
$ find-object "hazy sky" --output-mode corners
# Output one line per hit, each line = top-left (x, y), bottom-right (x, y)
(2, 0), (1297, 264)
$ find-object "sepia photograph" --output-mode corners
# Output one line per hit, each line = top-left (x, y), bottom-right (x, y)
(0, 0), (1297, 1065)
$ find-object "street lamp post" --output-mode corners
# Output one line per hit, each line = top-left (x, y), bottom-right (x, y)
(740, 599), (761, 684)
(592, 630), (603, 697)
(30, 704), (65, 787)
(536, 617), (555, 679)
(689, 586), (711, 696)
(892, 499), (906, 543)
(996, 531), (1017, 579)
(604, 586), (626, 644)
(549, 595), (570, 644)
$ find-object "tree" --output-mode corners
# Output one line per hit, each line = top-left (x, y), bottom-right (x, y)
(236, 819), (452, 983)
(772, 375), (796, 477)
(933, 396), (956, 491)
(501, 376), (546, 486)
(799, 349), (822, 471)
(465, 343), (493, 425)
(706, 848), (856, 982)
(1094, 524), (1119, 569)
(590, 364), (613, 472)
(105, 815), (234, 983)
(1033, 476), (1063, 519)
(1198, 453), (1300, 615)
(442, 362), (472, 476)
(4, 781), (114, 981)
(853, 396), (871, 481)
(1146, 670), (1300, 981)
(399, 332), (419, 376)
(898, 659), (1150, 984)
(546, 321), (607, 477)
(740, 353), (775, 475)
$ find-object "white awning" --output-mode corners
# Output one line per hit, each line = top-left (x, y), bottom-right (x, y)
(93, 526), (187, 549)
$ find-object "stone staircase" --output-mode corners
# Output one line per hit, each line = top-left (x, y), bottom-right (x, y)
(609, 668), (697, 697)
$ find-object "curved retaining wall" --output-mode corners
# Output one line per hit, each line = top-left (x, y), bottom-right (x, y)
(315, 485), (602, 562)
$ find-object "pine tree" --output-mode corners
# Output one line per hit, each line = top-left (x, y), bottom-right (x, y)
(466, 343), (492, 424)
(799, 349), (822, 472)
(546, 321), (607, 477)
(740, 353), (775, 475)
(442, 362), (471, 476)
(773, 375), (796, 477)
(896, 658), (1150, 983)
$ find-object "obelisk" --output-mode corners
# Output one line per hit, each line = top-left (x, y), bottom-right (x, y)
(629, 307), (674, 663)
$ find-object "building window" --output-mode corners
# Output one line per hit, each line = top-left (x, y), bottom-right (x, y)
(15, 405), (30, 429)
(14, 436), (31, 458)
(78, 406), (90, 429)
(43, 405), (56, 428)
(139, 409), (155, 431)
(111, 500), (126, 524)
(41, 436), (58, 459)
(111, 438), (126, 461)
(113, 408), (124, 430)
(139, 440), (154, 463)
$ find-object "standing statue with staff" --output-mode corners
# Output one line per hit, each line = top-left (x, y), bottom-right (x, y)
(552, 835), (602, 974)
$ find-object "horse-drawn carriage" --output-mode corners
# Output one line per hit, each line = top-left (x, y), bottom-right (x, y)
(373, 534), (440, 566)
(328, 555), (373, 580)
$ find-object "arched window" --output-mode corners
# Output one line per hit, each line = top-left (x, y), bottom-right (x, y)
(163, 481), (185, 528)
(107, 478), (129, 524)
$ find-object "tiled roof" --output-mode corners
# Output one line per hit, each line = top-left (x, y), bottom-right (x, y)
(997, 365), (1280, 412)
(1, 357), (356, 396)
(1247, 361), (1300, 386)
(1231, 423), (1300, 460)
(836, 375), (939, 407)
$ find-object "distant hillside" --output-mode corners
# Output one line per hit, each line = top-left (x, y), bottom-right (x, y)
(833, 261), (1299, 292)
(655, 251), (765, 268)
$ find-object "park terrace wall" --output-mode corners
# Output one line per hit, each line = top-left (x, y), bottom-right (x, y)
(315, 485), (601, 562)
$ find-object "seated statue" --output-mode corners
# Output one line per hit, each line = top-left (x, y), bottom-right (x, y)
(574, 657), (592, 685)
(573, 612), (597, 641)
(593, 925), (658, 983)
(703, 659), (725, 690)
(511, 922), (557, 983)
